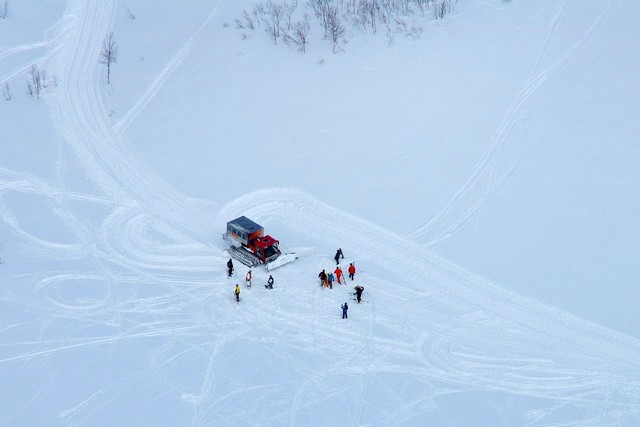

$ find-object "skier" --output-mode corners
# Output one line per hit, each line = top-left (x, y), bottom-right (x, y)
(234, 284), (241, 303)
(348, 263), (356, 281)
(354, 285), (364, 303)
(327, 272), (334, 289)
(227, 259), (234, 277)
(266, 275), (274, 289)
(318, 269), (328, 288)
(334, 266), (343, 284)
(341, 302), (349, 319)
(245, 270), (252, 288)
(334, 248), (344, 265)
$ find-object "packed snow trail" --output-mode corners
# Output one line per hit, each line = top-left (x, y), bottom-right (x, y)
(46, 0), (212, 241)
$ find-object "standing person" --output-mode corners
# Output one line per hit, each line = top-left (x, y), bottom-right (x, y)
(245, 270), (252, 288)
(266, 275), (274, 289)
(318, 269), (327, 288)
(234, 284), (241, 303)
(348, 263), (356, 281)
(334, 248), (344, 265)
(334, 266), (343, 284)
(327, 272), (334, 289)
(227, 259), (234, 277)
(341, 302), (349, 319)
(354, 285), (364, 303)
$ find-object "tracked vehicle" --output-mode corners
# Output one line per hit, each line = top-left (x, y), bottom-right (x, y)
(223, 216), (297, 271)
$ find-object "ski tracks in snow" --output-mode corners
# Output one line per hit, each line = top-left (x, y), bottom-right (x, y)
(1, 0), (639, 424)
(2, 0), (230, 420)
(408, 0), (621, 247)
(217, 189), (640, 424)
(113, 2), (224, 134)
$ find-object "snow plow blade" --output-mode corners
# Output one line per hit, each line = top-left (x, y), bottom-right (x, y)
(266, 252), (298, 271)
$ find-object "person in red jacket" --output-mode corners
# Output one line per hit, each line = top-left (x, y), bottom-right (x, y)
(334, 266), (343, 284)
(348, 263), (356, 281)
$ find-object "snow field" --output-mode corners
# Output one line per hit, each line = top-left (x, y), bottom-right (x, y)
(1, 0), (640, 425)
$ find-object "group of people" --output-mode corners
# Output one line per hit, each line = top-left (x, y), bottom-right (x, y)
(228, 247), (366, 313)
(228, 258), (275, 303)
(319, 248), (356, 289)
(329, 248), (365, 318)
(317, 263), (356, 288)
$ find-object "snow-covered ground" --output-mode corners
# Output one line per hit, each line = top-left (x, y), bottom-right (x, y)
(1, 0), (639, 425)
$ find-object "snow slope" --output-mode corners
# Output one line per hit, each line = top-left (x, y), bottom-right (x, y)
(1, 0), (639, 425)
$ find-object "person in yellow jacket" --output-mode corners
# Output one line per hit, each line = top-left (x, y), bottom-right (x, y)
(234, 284), (241, 303)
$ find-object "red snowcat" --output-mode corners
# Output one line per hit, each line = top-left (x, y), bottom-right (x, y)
(223, 216), (297, 271)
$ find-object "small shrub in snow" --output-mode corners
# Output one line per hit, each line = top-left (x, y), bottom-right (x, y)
(234, 0), (461, 53)
(283, 14), (311, 53)
(124, 5), (135, 20)
(1, 82), (11, 101)
(407, 25), (423, 39)
(0, 1), (9, 19)
(242, 10), (255, 30)
(26, 65), (45, 98)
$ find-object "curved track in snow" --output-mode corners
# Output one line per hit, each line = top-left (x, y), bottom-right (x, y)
(408, 0), (622, 247)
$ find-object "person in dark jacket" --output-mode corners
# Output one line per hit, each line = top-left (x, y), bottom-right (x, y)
(341, 302), (349, 319)
(334, 248), (344, 265)
(354, 285), (364, 303)
(318, 269), (328, 287)
(227, 259), (234, 277)
(266, 275), (274, 289)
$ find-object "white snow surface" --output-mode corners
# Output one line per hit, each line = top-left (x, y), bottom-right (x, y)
(1, 0), (639, 425)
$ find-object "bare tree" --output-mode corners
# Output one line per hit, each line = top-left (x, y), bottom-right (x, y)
(309, 0), (331, 38)
(1, 82), (11, 101)
(326, 6), (345, 53)
(0, 1), (9, 19)
(100, 32), (118, 84)
(430, 0), (457, 19)
(356, 0), (380, 34)
(264, 0), (287, 44)
(283, 0), (298, 32)
(26, 65), (45, 98)
(413, 0), (428, 16)
(284, 14), (310, 53)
